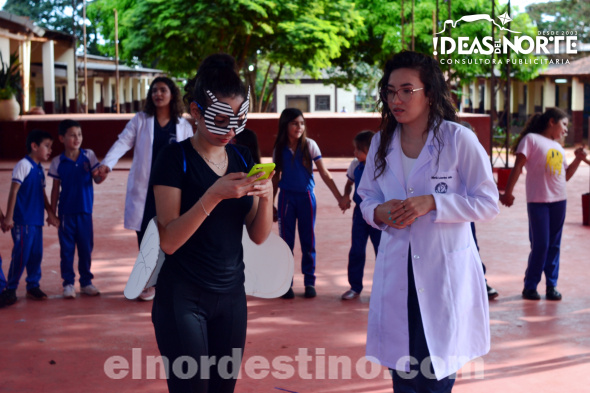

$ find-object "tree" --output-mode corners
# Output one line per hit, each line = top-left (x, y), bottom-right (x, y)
(3, 0), (102, 55)
(526, 0), (590, 43)
(89, 0), (363, 112)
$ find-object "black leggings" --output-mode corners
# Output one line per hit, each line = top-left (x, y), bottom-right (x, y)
(152, 268), (247, 393)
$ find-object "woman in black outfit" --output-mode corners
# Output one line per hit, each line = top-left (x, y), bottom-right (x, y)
(150, 54), (274, 393)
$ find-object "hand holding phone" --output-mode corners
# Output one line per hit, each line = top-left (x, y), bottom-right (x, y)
(247, 163), (276, 181)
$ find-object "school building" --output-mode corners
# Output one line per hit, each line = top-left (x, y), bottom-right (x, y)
(0, 10), (163, 115)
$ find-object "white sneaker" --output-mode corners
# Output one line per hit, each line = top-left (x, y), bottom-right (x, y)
(138, 287), (155, 301)
(81, 284), (100, 296)
(63, 284), (76, 299)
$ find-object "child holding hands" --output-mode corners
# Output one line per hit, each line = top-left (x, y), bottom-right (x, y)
(272, 108), (344, 299)
(339, 130), (381, 300)
(3, 130), (59, 305)
(500, 108), (586, 301)
(49, 120), (104, 299)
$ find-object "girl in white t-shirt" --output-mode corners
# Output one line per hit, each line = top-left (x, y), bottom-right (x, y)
(500, 108), (586, 301)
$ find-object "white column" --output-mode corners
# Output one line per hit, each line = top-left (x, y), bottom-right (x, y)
(91, 78), (102, 111)
(511, 81), (520, 115)
(497, 84), (503, 111)
(19, 40), (32, 112)
(125, 76), (133, 107)
(133, 78), (141, 102)
(42, 40), (55, 103)
(103, 77), (113, 112)
(65, 48), (75, 108)
(140, 78), (148, 100)
(118, 77), (125, 108)
(0, 34), (9, 67)
(526, 82), (535, 115)
(572, 76), (584, 112)
(484, 79), (491, 112)
(471, 80), (479, 111)
(461, 83), (469, 112)
(543, 77), (556, 111)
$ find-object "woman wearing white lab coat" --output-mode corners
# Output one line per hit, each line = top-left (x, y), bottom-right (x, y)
(99, 78), (193, 235)
(358, 51), (499, 392)
(97, 77), (193, 300)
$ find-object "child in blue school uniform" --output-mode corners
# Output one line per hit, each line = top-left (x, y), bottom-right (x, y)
(0, 207), (8, 308)
(272, 108), (344, 299)
(2, 129), (59, 306)
(338, 130), (381, 300)
(49, 120), (104, 299)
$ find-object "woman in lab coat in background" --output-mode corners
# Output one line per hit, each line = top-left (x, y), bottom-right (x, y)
(358, 51), (499, 392)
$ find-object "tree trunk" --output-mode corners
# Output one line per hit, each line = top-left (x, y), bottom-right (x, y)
(257, 63), (272, 113)
(262, 62), (284, 113)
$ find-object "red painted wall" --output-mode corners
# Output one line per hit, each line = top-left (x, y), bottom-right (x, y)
(0, 113), (490, 160)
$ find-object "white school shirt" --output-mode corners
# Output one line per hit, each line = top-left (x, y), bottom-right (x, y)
(101, 112), (194, 231)
(358, 120), (500, 380)
(516, 133), (568, 203)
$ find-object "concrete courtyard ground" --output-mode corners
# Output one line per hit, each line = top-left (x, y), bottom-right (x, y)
(0, 151), (589, 393)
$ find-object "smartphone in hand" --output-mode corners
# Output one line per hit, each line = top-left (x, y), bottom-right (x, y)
(247, 163), (276, 181)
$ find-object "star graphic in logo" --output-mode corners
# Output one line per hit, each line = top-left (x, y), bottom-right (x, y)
(498, 12), (512, 25)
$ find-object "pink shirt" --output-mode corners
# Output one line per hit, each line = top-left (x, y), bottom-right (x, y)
(516, 133), (568, 203)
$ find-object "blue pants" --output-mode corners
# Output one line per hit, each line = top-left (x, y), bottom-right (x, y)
(59, 213), (94, 287)
(278, 189), (317, 287)
(390, 252), (456, 393)
(8, 224), (43, 290)
(348, 205), (381, 293)
(0, 253), (6, 292)
(524, 201), (566, 290)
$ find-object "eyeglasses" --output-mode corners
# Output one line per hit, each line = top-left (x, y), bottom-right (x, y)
(381, 87), (424, 103)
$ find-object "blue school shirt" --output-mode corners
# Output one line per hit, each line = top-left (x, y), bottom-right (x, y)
(12, 156), (46, 226)
(275, 138), (322, 192)
(346, 158), (366, 205)
(48, 149), (100, 215)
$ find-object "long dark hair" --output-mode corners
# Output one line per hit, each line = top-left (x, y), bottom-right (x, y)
(234, 128), (261, 164)
(273, 108), (312, 174)
(143, 76), (183, 123)
(183, 53), (247, 114)
(375, 51), (457, 179)
(511, 108), (568, 154)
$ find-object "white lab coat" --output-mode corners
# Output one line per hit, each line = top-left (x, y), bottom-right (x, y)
(101, 112), (193, 231)
(358, 120), (499, 380)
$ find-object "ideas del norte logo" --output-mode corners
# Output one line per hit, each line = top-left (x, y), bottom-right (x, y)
(433, 12), (577, 64)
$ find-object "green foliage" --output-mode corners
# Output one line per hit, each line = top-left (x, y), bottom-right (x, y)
(3, 0), (103, 55)
(0, 52), (23, 100)
(526, 0), (590, 42)
(90, 0), (363, 111)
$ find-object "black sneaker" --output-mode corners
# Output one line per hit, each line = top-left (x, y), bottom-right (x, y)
(546, 286), (562, 301)
(522, 288), (541, 300)
(281, 288), (295, 299)
(3, 289), (17, 306)
(26, 287), (48, 300)
(486, 284), (499, 300)
(304, 286), (317, 298)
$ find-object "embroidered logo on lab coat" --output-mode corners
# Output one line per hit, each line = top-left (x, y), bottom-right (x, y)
(435, 182), (448, 193)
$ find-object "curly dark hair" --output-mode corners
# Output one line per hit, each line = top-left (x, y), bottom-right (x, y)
(143, 76), (183, 123)
(375, 51), (457, 179)
(273, 108), (312, 174)
(511, 108), (568, 154)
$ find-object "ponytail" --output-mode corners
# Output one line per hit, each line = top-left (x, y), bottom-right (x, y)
(511, 108), (568, 154)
